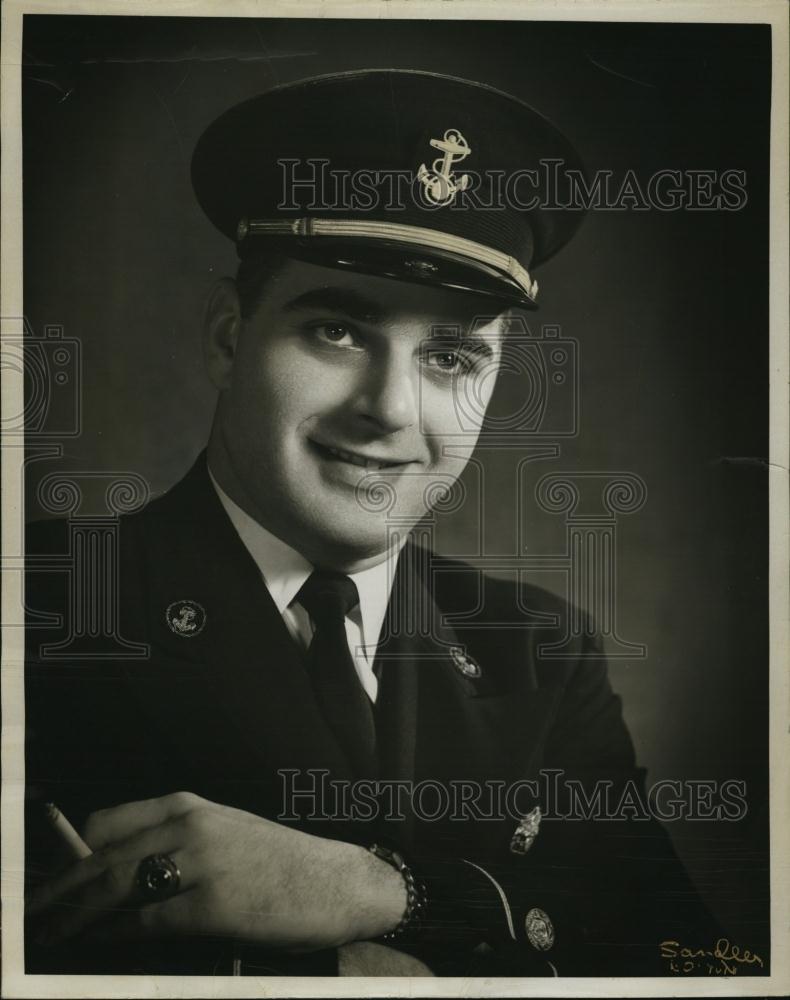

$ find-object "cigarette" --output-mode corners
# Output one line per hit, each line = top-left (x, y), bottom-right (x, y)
(43, 802), (92, 860)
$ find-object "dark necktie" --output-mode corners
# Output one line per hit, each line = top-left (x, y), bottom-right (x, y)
(297, 570), (377, 776)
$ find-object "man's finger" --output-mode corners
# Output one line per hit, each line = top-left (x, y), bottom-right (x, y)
(27, 812), (191, 917)
(82, 791), (206, 850)
(27, 851), (106, 917)
(81, 888), (208, 944)
(38, 847), (191, 947)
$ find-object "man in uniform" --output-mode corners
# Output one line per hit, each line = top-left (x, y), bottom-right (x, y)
(24, 70), (716, 977)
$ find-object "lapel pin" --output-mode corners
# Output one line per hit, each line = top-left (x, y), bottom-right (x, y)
(449, 645), (481, 679)
(166, 599), (206, 637)
(525, 907), (555, 951)
(510, 806), (542, 855)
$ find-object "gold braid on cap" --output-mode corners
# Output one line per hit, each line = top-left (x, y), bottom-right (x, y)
(238, 217), (538, 302)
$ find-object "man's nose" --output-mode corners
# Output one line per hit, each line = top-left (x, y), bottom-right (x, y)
(355, 354), (419, 434)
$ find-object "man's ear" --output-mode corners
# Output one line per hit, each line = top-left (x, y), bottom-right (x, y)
(203, 278), (242, 390)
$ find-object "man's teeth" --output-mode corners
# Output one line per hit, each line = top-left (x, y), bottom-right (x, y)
(325, 445), (393, 470)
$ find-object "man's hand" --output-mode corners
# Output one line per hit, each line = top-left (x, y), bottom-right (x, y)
(27, 792), (407, 951)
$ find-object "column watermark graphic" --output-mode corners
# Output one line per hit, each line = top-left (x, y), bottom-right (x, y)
(3, 318), (151, 659)
(342, 313), (649, 661)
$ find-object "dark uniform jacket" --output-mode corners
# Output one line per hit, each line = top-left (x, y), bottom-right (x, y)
(25, 453), (718, 977)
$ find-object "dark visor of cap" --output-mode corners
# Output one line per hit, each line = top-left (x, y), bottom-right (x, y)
(238, 235), (537, 309)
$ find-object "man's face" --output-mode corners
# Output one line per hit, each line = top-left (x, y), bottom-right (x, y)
(209, 257), (507, 567)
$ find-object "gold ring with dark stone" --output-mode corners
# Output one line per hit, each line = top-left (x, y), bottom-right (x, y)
(136, 853), (181, 899)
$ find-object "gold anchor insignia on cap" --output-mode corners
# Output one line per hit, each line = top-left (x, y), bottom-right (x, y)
(449, 645), (481, 679)
(525, 907), (555, 951)
(417, 129), (472, 206)
(510, 806), (542, 855)
(166, 599), (206, 637)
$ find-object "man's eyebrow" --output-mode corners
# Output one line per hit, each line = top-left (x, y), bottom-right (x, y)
(283, 287), (501, 356)
(426, 328), (498, 359)
(282, 287), (386, 323)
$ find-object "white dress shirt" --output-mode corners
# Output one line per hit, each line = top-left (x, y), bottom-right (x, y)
(208, 468), (400, 702)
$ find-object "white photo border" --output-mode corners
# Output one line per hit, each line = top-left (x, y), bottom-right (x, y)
(2, 1), (788, 997)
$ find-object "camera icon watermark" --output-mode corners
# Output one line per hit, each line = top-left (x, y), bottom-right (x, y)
(1, 319), (82, 438)
(418, 316), (578, 439)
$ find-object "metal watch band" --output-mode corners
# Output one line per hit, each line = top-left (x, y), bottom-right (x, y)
(368, 843), (426, 938)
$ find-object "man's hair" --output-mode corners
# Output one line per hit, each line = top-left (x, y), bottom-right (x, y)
(235, 248), (289, 319)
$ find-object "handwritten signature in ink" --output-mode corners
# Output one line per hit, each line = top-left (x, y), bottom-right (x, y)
(660, 938), (764, 976)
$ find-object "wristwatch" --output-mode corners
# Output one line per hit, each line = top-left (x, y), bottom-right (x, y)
(369, 843), (426, 938)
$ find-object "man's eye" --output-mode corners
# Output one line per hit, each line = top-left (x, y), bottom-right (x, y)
(311, 322), (358, 346)
(424, 350), (474, 375)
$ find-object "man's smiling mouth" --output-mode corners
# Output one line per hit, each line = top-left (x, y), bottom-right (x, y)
(310, 440), (409, 471)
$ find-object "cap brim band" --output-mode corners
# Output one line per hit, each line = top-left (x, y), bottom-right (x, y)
(240, 217), (538, 303)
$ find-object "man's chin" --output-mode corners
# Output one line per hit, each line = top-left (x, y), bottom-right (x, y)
(292, 509), (413, 569)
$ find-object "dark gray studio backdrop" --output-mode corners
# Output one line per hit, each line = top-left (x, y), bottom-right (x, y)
(22, 17), (770, 951)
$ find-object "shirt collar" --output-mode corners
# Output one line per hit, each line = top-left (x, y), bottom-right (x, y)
(346, 556), (397, 655)
(208, 466), (401, 650)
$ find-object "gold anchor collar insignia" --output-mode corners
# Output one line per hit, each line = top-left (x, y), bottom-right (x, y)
(449, 645), (482, 679)
(166, 599), (207, 637)
(510, 806), (542, 855)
